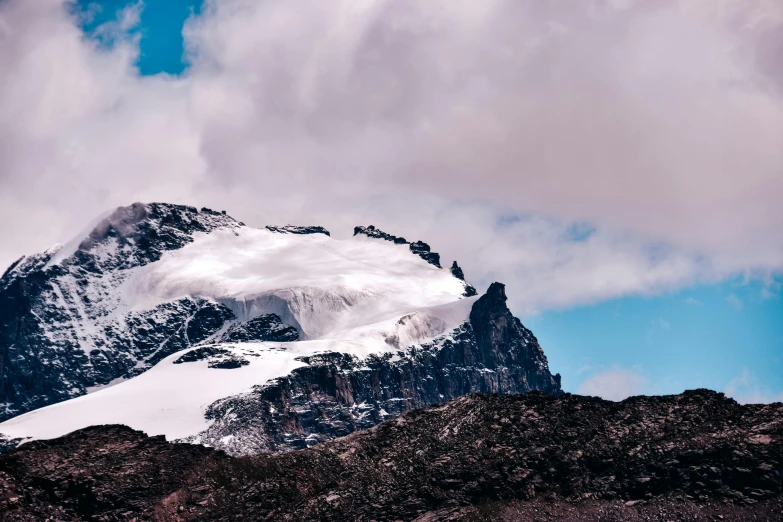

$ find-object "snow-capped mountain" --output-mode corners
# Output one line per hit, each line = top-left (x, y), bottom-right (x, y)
(0, 203), (560, 455)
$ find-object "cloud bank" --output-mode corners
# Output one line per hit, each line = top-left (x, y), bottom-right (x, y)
(577, 367), (649, 402)
(1, 0), (781, 313)
(725, 368), (783, 404)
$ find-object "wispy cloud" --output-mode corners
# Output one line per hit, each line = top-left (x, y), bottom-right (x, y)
(725, 368), (783, 404)
(0, 0), (782, 313)
(726, 294), (744, 311)
(577, 367), (649, 401)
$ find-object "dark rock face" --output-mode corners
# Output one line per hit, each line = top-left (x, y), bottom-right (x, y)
(0, 425), (224, 521)
(1, 391), (781, 521)
(450, 260), (466, 280)
(104, 298), (236, 376)
(218, 314), (299, 343)
(469, 283), (559, 388)
(450, 261), (478, 297)
(189, 391), (782, 521)
(0, 203), (242, 421)
(265, 225), (331, 236)
(179, 285), (561, 455)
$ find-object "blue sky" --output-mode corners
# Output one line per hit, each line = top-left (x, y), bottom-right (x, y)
(76, 0), (200, 75)
(59, 1), (783, 402)
(522, 277), (783, 401)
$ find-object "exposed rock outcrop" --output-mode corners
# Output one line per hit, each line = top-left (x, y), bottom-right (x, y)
(354, 225), (442, 267)
(218, 314), (299, 343)
(265, 225), (331, 236)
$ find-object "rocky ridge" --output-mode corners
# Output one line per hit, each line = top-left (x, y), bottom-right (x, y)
(0, 390), (780, 521)
(354, 225), (443, 268)
(179, 283), (560, 454)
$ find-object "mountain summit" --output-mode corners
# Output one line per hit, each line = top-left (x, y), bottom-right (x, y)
(0, 203), (560, 455)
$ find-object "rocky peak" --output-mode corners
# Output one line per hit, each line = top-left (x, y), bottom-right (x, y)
(53, 202), (243, 272)
(450, 260), (466, 280)
(353, 225), (408, 244)
(469, 282), (560, 389)
(482, 281), (507, 304)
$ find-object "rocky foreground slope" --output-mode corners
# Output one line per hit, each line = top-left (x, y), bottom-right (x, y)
(1, 390), (780, 521)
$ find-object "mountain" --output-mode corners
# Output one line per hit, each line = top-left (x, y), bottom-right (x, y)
(0, 203), (560, 454)
(0, 390), (780, 521)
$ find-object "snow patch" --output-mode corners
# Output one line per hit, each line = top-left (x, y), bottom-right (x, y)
(0, 344), (307, 442)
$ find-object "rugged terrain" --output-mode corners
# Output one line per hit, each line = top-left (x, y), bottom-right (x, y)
(0, 202), (560, 455)
(1, 390), (780, 521)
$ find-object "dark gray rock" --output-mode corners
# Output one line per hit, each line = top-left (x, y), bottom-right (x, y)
(265, 225), (331, 236)
(173, 346), (233, 364)
(451, 261), (478, 297)
(353, 225), (408, 244)
(218, 314), (299, 343)
(409, 240), (441, 268)
(353, 225), (443, 267)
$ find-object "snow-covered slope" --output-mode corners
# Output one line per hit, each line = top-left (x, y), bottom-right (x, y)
(0, 344), (306, 441)
(0, 202), (560, 454)
(0, 298), (476, 444)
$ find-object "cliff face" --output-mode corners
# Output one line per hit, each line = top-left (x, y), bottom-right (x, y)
(1, 391), (780, 521)
(182, 283), (561, 454)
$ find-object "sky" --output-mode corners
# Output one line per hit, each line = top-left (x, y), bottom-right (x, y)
(0, 0), (781, 402)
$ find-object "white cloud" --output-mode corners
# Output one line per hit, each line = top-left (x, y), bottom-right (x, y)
(577, 368), (649, 401)
(0, 0), (782, 313)
(726, 294), (744, 310)
(724, 368), (783, 404)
